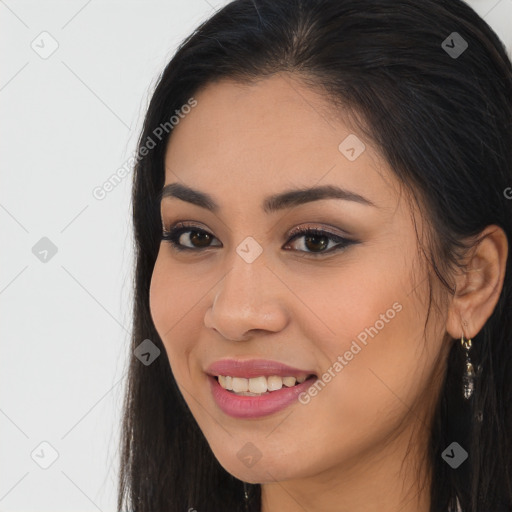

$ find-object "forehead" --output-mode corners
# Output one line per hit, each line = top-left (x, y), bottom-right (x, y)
(163, 73), (395, 204)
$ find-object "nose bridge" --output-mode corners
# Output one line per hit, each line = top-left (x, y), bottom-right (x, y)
(205, 241), (288, 340)
(216, 242), (269, 316)
(222, 227), (268, 294)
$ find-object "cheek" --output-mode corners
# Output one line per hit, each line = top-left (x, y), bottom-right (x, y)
(149, 251), (197, 332)
(328, 302), (433, 433)
(292, 249), (432, 423)
(148, 255), (169, 335)
(148, 253), (206, 377)
(149, 255), (187, 364)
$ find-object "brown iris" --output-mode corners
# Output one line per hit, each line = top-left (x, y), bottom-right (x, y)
(189, 230), (212, 248)
(304, 234), (329, 252)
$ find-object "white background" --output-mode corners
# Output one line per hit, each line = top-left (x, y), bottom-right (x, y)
(1, 1), (510, 510)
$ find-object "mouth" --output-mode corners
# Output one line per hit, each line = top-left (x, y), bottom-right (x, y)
(214, 373), (317, 396)
(205, 358), (318, 418)
(207, 372), (318, 419)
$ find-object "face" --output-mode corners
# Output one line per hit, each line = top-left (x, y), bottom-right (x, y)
(149, 73), (449, 486)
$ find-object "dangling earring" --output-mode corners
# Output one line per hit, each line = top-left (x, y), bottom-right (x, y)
(461, 334), (476, 400)
(243, 481), (249, 512)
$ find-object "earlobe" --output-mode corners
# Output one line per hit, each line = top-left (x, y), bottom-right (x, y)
(445, 225), (508, 340)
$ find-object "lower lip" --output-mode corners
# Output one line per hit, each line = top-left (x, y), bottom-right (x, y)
(208, 375), (317, 419)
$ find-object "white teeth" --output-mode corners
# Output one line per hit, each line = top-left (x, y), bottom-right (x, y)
(217, 375), (309, 394)
(218, 375), (233, 390)
(232, 377), (249, 393)
(249, 376), (267, 394)
(282, 376), (296, 387)
(267, 376), (283, 391)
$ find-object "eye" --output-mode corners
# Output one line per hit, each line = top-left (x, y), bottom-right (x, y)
(283, 225), (355, 255)
(161, 222), (221, 251)
(161, 222), (357, 255)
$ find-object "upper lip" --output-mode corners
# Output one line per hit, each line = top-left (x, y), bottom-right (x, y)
(205, 359), (316, 379)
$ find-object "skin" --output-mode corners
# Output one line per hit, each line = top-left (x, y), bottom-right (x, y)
(148, 72), (508, 512)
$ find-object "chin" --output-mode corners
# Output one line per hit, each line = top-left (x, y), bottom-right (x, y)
(212, 446), (313, 484)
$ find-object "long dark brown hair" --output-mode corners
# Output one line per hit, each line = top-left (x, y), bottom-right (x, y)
(118, 1), (512, 510)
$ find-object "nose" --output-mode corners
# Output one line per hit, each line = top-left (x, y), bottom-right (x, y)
(203, 254), (289, 341)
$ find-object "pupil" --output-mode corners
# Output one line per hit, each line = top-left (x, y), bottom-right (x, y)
(305, 234), (328, 252)
(191, 231), (211, 247)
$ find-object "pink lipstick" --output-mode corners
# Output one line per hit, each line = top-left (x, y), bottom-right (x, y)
(206, 359), (317, 419)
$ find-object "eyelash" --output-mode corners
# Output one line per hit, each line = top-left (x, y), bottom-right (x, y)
(161, 221), (356, 256)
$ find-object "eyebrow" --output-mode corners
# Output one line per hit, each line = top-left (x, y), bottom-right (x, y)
(158, 182), (375, 214)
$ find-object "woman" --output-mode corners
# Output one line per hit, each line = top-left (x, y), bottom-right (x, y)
(118, 0), (512, 510)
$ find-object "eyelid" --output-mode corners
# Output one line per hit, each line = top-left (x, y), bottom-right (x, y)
(163, 220), (350, 240)
(286, 223), (352, 240)
(164, 220), (207, 232)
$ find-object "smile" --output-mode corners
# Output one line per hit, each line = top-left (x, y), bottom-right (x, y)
(208, 374), (317, 418)
(216, 374), (311, 395)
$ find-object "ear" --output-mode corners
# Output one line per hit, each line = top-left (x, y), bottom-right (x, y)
(446, 225), (508, 339)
